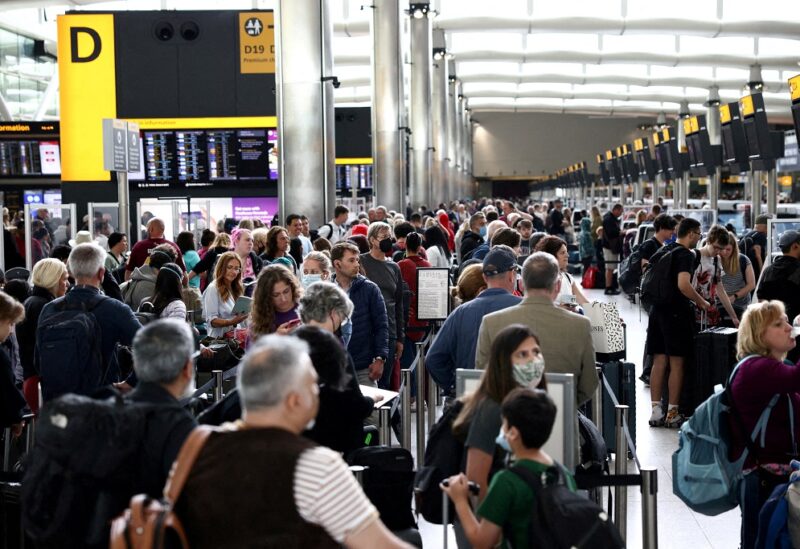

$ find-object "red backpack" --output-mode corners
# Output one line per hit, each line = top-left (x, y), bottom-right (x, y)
(582, 266), (600, 289)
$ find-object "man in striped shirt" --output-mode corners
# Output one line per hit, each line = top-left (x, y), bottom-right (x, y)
(175, 335), (412, 549)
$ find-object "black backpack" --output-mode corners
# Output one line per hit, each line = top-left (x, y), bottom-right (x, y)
(575, 412), (609, 478)
(739, 230), (760, 271)
(413, 399), (465, 524)
(617, 241), (646, 295)
(508, 463), (624, 549)
(36, 294), (107, 402)
(21, 392), (160, 549)
(639, 242), (681, 309)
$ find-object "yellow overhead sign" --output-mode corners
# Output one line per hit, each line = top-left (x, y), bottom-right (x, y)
(58, 13), (117, 182)
(690, 116), (700, 133)
(789, 74), (800, 102)
(652, 131), (661, 145)
(720, 104), (732, 124)
(682, 118), (693, 135)
(740, 94), (755, 117)
(238, 12), (275, 74)
(606, 150), (613, 160)
(596, 154), (603, 163)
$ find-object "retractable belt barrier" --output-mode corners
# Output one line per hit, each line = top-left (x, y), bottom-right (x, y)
(578, 369), (659, 549)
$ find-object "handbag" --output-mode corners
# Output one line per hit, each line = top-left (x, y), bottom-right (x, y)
(109, 426), (214, 549)
(196, 338), (244, 373)
(585, 302), (625, 358)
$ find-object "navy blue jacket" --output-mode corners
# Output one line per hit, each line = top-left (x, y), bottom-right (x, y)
(342, 275), (389, 371)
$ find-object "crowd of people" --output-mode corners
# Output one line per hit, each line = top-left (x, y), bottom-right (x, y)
(0, 197), (799, 548)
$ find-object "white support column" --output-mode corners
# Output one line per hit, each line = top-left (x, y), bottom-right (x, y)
(276, 0), (336, 227)
(408, 2), (433, 210)
(431, 34), (448, 205)
(371, 0), (404, 212)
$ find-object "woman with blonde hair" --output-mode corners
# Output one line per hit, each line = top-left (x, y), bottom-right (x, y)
(730, 301), (800, 548)
(16, 258), (69, 413)
(249, 264), (302, 339)
(202, 251), (247, 338)
(451, 263), (487, 309)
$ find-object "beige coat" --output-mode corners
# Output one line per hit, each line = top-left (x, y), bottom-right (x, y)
(475, 294), (599, 405)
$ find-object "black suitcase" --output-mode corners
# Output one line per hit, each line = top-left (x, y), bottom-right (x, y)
(0, 473), (27, 549)
(346, 446), (417, 532)
(599, 361), (636, 455)
(691, 327), (738, 412)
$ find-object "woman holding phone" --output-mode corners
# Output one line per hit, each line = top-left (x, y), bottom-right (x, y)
(202, 251), (248, 338)
(249, 264), (303, 340)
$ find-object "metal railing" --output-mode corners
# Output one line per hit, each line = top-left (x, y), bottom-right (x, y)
(580, 368), (659, 549)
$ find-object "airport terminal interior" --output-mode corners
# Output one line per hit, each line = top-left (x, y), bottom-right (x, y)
(2, 0), (800, 548)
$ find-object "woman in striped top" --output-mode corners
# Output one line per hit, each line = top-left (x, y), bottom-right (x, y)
(719, 231), (756, 328)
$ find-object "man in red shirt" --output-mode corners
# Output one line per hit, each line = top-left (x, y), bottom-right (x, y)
(125, 217), (185, 280)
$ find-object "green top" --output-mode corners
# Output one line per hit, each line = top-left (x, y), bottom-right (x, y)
(476, 459), (577, 549)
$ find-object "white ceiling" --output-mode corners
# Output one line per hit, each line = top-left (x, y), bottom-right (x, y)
(2, 0), (799, 122)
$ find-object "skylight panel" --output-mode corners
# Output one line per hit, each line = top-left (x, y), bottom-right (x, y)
(602, 34), (676, 55)
(532, 0), (618, 19)
(526, 33), (598, 53)
(457, 62), (520, 77)
(680, 36), (754, 57)
(521, 62), (585, 76)
(450, 32), (523, 53)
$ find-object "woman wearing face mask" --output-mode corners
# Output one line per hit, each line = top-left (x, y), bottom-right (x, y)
(301, 251), (332, 288)
(249, 264), (302, 340)
(451, 324), (546, 546)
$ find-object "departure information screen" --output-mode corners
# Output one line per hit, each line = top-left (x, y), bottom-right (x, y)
(0, 140), (61, 177)
(135, 127), (277, 189)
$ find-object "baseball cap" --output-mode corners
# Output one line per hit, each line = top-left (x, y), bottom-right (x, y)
(755, 214), (771, 226)
(482, 246), (517, 276)
(778, 230), (800, 249)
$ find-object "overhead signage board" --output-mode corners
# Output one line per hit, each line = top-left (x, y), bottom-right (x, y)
(103, 118), (128, 172)
(239, 12), (275, 74)
(126, 122), (141, 173)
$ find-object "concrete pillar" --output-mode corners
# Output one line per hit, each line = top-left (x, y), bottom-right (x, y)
(371, 0), (404, 213)
(447, 62), (458, 200)
(707, 87), (722, 210)
(276, 0), (336, 227)
(408, 2), (433, 210)
(453, 80), (463, 197)
(463, 107), (472, 198)
(431, 33), (448, 206)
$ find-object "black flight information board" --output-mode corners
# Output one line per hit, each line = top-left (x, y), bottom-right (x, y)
(134, 127), (275, 189)
(0, 122), (61, 178)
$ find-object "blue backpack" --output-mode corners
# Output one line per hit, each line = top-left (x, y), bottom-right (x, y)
(672, 356), (783, 516)
(36, 294), (107, 402)
(755, 468), (800, 549)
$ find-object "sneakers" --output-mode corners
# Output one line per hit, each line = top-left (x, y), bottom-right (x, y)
(648, 404), (664, 427)
(664, 408), (686, 429)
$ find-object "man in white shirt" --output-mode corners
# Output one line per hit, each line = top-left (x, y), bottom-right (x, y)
(317, 205), (350, 244)
(176, 335), (411, 549)
(287, 214), (313, 255)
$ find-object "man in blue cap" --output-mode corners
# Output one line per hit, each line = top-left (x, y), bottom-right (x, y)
(426, 245), (521, 396)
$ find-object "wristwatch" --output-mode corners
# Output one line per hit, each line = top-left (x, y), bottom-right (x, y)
(372, 356), (386, 364)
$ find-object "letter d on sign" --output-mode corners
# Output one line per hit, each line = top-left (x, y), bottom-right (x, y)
(70, 27), (101, 63)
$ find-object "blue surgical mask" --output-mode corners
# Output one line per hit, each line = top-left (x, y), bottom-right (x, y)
(495, 429), (511, 453)
(302, 273), (323, 288)
(479, 226), (487, 237)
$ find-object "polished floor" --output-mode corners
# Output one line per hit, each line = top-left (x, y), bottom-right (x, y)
(411, 287), (742, 549)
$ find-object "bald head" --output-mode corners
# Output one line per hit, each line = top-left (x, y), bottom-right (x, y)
(147, 217), (166, 238)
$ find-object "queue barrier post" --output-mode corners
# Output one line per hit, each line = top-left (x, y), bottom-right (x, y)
(593, 367), (603, 438)
(23, 414), (35, 454)
(401, 369), (413, 451)
(212, 370), (224, 403)
(350, 465), (367, 487)
(641, 467), (659, 549)
(426, 369), (438, 432)
(415, 342), (426, 466)
(614, 405), (629, 543)
(2, 427), (10, 472)
(379, 406), (392, 447)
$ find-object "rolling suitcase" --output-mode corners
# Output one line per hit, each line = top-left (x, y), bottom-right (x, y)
(346, 446), (417, 532)
(692, 326), (738, 412)
(0, 472), (27, 549)
(599, 361), (636, 455)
